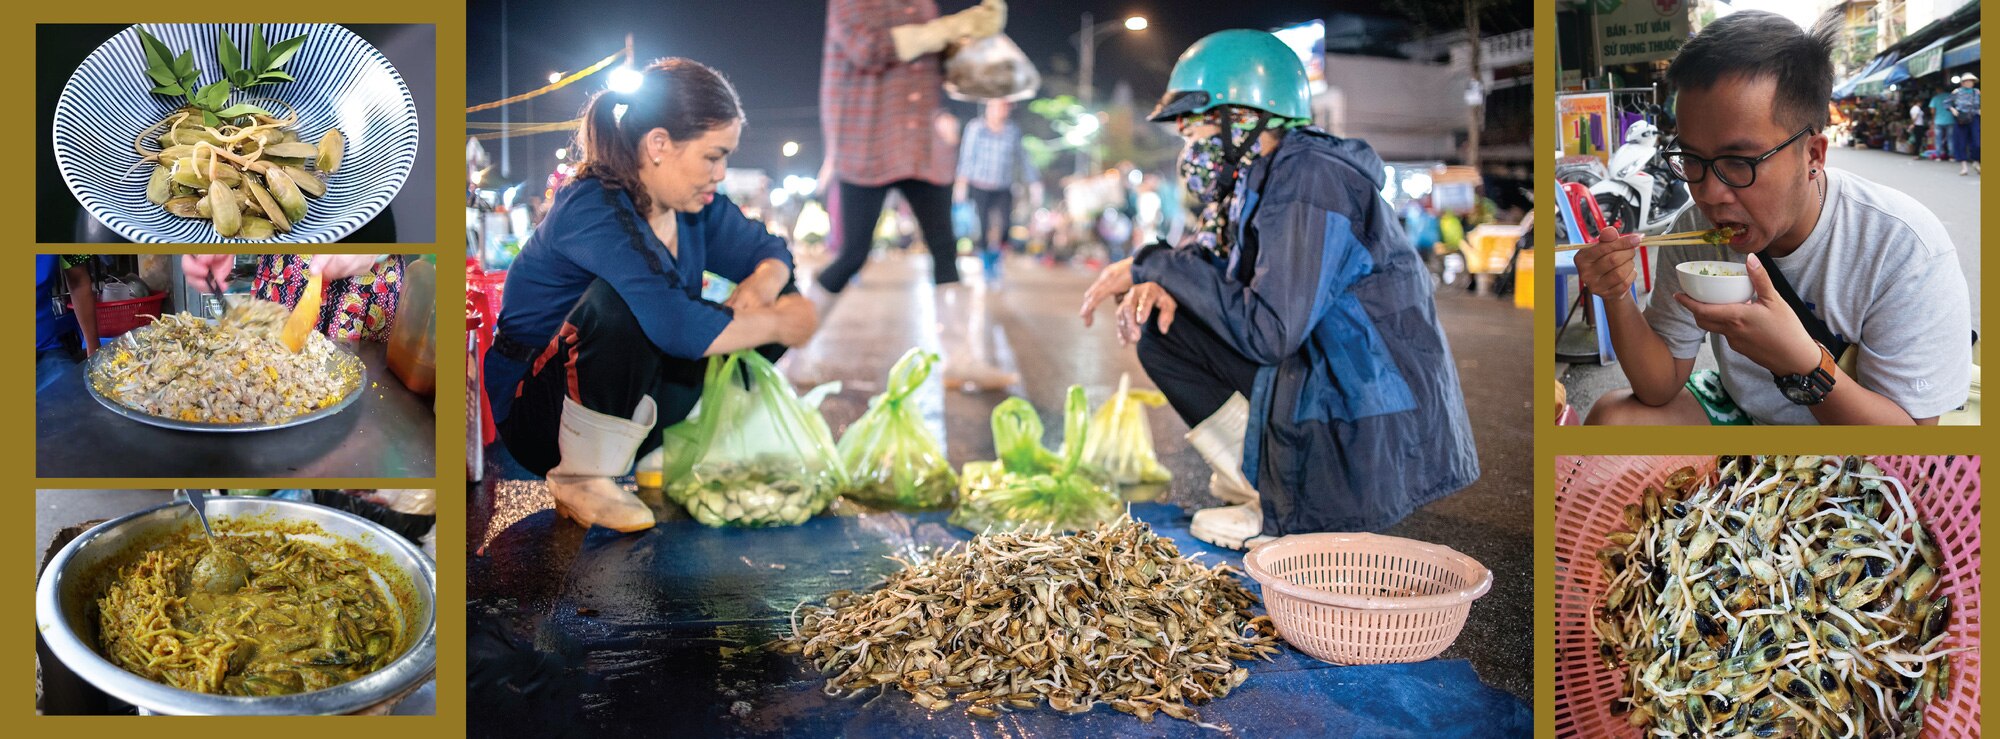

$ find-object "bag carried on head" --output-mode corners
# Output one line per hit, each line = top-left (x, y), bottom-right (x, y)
(944, 34), (1040, 102)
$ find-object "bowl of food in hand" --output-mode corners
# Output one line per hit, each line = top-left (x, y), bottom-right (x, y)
(1675, 261), (1753, 304)
(35, 496), (436, 714)
(52, 23), (418, 243)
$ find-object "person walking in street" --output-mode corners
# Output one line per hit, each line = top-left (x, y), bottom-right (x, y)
(1951, 73), (1981, 175)
(1929, 84), (1958, 162)
(955, 98), (1038, 284)
(1909, 95), (1927, 159)
(812, 0), (1017, 391)
(1575, 11), (1970, 426)
(1078, 30), (1478, 549)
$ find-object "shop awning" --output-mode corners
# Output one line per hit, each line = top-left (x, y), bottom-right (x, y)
(1835, 55), (1898, 99)
(1906, 38), (1951, 78)
(1851, 61), (1909, 98)
(1945, 37), (1981, 70)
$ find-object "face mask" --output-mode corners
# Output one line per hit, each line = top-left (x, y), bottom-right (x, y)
(1177, 110), (1270, 259)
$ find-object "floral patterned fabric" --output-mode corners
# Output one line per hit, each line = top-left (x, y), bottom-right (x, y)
(252, 255), (403, 343)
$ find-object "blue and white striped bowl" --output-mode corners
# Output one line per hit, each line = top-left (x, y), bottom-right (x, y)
(52, 24), (418, 244)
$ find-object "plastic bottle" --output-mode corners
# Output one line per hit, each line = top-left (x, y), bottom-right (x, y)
(388, 255), (437, 396)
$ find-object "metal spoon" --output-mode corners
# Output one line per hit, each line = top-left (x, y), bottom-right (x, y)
(184, 488), (221, 539)
(182, 489), (250, 594)
(206, 272), (233, 319)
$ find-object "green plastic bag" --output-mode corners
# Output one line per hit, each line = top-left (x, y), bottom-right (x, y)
(950, 385), (1121, 533)
(661, 351), (848, 527)
(1077, 373), (1174, 486)
(836, 349), (959, 508)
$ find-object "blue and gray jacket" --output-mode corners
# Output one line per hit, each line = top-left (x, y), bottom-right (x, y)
(1133, 128), (1480, 534)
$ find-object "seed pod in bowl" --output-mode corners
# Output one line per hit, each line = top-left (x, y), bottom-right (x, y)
(260, 142), (320, 159)
(238, 216), (276, 240)
(316, 129), (345, 174)
(264, 167), (310, 223)
(145, 166), (172, 205)
(243, 177), (293, 233)
(284, 166), (328, 198)
(210, 183), (243, 237)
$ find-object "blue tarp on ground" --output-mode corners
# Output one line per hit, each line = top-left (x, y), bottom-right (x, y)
(468, 499), (1532, 738)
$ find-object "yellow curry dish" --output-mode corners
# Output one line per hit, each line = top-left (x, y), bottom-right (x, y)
(93, 523), (406, 697)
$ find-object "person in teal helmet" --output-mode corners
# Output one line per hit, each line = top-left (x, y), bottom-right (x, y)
(1079, 29), (1479, 549)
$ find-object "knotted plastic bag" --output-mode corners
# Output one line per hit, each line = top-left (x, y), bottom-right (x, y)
(661, 351), (847, 527)
(950, 386), (1121, 533)
(836, 349), (958, 508)
(943, 33), (1040, 102)
(1077, 373), (1173, 486)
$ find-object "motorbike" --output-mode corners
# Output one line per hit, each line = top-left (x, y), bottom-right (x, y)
(1586, 120), (1694, 236)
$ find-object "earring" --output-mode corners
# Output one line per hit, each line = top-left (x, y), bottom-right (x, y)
(652, 158), (661, 165)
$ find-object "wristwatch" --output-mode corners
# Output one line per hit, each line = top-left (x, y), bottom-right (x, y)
(1774, 342), (1838, 406)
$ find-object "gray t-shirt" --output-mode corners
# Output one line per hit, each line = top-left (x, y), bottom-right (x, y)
(1643, 167), (1971, 424)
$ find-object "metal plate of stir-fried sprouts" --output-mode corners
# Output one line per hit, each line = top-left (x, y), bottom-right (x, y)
(1592, 455), (1966, 738)
(85, 301), (363, 432)
(786, 517), (1279, 724)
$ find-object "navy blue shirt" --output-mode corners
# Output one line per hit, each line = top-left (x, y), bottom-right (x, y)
(497, 177), (793, 361)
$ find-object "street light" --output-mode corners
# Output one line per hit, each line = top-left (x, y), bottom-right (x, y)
(782, 141), (800, 157)
(1073, 13), (1148, 174)
(608, 67), (644, 94)
(548, 71), (563, 85)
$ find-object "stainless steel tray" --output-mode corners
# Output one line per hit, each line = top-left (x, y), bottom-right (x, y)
(84, 325), (366, 433)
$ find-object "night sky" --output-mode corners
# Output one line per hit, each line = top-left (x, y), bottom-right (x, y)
(466, 1), (1530, 185)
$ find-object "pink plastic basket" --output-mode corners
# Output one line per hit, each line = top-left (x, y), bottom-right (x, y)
(1553, 456), (1981, 738)
(1243, 532), (1493, 665)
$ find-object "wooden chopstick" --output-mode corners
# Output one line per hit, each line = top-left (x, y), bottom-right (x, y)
(1555, 234), (1723, 252)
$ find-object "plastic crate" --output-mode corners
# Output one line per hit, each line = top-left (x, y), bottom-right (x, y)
(80, 292), (167, 338)
(1552, 455), (1981, 738)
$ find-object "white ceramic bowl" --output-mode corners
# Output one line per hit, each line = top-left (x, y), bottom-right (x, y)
(1675, 260), (1753, 304)
(52, 24), (418, 243)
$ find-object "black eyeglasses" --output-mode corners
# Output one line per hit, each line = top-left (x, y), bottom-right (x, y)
(1662, 126), (1815, 188)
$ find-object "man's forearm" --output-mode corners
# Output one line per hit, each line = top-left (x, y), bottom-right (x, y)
(1603, 297), (1687, 405)
(1804, 365), (1925, 425)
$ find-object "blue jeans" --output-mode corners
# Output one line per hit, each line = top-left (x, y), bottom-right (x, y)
(1952, 117), (1980, 162)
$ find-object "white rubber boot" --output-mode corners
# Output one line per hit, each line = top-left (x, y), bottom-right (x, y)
(1187, 394), (1256, 505)
(547, 396), (658, 532)
(934, 282), (1019, 392)
(634, 446), (664, 490)
(1190, 503), (1272, 551)
(776, 283), (843, 387)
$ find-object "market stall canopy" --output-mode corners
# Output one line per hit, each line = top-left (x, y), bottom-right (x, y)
(1834, 55), (1898, 99)
(1909, 23), (1981, 79)
(1849, 60), (1908, 99)
(1906, 38), (1952, 79)
(1945, 37), (1981, 71)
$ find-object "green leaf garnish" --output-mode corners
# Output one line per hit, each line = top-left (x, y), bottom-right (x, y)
(217, 30), (242, 81)
(134, 24), (310, 121)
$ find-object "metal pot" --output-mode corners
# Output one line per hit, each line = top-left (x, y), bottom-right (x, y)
(36, 497), (437, 715)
